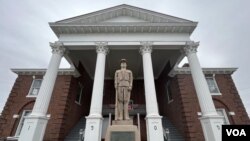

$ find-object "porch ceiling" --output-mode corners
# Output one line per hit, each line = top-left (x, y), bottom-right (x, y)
(67, 46), (182, 79)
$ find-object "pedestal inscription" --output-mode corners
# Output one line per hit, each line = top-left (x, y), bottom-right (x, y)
(111, 132), (135, 141)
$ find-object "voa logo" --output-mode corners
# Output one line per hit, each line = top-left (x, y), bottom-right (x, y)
(226, 129), (246, 136)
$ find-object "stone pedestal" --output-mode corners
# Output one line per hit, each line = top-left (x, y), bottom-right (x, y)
(200, 116), (224, 141)
(18, 115), (49, 141)
(112, 119), (133, 125)
(105, 120), (140, 141)
(145, 115), (164, 141)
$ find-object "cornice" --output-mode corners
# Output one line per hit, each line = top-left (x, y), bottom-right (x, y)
(50, 23), (197, 37)
(11, 68), (80, 77)
(169, 67), (238, 77)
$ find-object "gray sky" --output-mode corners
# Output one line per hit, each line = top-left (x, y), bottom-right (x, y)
(0, 0), (250, 116)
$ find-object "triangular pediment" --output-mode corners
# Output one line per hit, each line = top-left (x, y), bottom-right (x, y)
(55, 4), (194, 24)
(50, 4), (197, 36)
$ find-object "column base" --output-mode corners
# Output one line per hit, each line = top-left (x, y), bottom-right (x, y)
(84, 115), (103, 141)
(18, 115), (49, 141)
(199, 115), (224, 141)
(145, 115), (164, 141)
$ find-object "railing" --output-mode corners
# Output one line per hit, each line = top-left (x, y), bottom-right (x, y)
(163, 128), (170, 141)
(79, 128), (85, 141)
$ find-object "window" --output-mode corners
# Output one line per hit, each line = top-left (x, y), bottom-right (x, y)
(165, 81), (173, 103)
(75, 82), (83, 105)
(15, 110), (32, 137)
(217, 109), (230, 125)
(205, 75), (220, 95)
(27, 79), (42, 97)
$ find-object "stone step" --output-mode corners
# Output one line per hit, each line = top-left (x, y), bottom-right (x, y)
(65, 116), (184, 141)
(64, 118), (86, 141)
(162, 117), (185, 141)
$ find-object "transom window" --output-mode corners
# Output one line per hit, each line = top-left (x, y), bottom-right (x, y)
(15, 110), (32, 137)
(205, 75), (220, 95)
(75, 82), (83, 105)
(27, 79), (42, 97)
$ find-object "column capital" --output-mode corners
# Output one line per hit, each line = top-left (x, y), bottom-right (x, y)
(139, 41), (153, 55)
(182, 41), (199, 55)
(95, 42), (109, 55)
(50, 41), (65, 56)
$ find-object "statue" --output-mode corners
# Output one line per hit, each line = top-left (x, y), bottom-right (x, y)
(114, 59), (133, 120)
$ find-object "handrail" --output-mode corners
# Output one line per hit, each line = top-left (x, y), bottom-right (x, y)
(79, 128), (85, 141)
(163, 128), (170, 141)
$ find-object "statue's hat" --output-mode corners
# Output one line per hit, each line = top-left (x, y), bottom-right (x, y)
(120, 59), (127, 63)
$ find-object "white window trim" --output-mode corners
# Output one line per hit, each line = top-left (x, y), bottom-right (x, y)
(75, 82), (83, 105)
(14, 110), (32, 137)
(217, 108), (230, 125)
(26, 78), (43, 98)
(166, 81), (173, 104)
(206, 74), (221, 95)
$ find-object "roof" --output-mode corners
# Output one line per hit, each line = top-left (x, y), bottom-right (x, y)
(49, 4), (197, 37)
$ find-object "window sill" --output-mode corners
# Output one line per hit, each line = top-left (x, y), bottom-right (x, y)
(211, 93), (222, 96)
(75, 101), (81, 106)
(26, 95), (37, 98)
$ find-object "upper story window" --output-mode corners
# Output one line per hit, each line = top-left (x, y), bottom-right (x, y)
(165, 81), (173, 103)
(15, 110), (32, 137)
(205, 75), (221, 95)
(75, 82), (83, 105)
(27, 79), (42, 97)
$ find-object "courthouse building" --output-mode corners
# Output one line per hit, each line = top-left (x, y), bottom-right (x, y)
(0, 4), (249, 141)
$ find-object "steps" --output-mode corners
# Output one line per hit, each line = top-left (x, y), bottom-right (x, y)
(64, 118), (86, 141)
(64, 117), (184, 141)
(162, 117), (184, 141)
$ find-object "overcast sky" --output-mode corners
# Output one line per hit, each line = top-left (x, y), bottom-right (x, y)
(0, 0), (249, 116)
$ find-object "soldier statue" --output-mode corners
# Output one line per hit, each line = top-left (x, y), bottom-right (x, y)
(114, 59), (133, 120)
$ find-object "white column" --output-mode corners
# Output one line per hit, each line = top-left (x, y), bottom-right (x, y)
(19, 42), (65, 141)
(183, 41), (224, 141)
(140, 42), (164, 141)
(84, 42), (109, 141)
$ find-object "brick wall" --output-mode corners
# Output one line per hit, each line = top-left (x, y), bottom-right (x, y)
(0, 63), (93, 140)
(212, 74), (250, 125)
(175, 74), (205, 141)
(155, 62), (250, 141)
(0, 75), (36, 137)
(157, 73), (250, 141)
(156, 62), (193, 140)
(55, 63), (93, 140)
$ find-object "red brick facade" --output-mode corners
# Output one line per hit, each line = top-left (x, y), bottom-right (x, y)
(156, 66), (250, 141)
(0, 65), (249, 141)
(0, 63), (93, 140)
